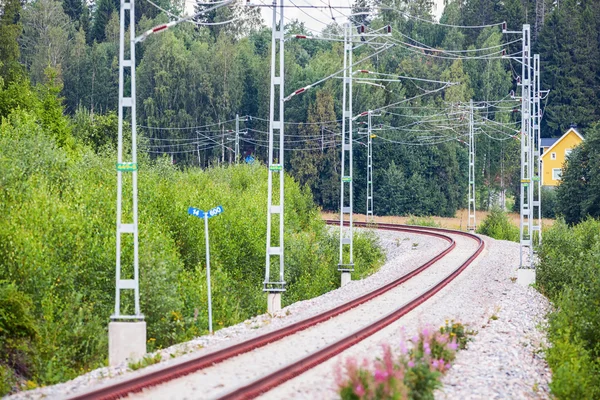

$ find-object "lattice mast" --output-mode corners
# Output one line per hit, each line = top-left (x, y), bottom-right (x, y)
(113, 0), (142, 320)
(519, 25), (534, 269)
(531, 54), (542, 248)
(366, 111), (374, 222)
(467, 99), (476, 232)
(264, 0), (286, 311)
(338, 22), (354, 285)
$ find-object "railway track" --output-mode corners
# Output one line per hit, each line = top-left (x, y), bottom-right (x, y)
(69, 222), (483, 400)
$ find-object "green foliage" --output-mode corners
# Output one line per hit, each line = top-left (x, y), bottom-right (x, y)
(536, 218), (600, 398)
(0, 115), (384, 390)
(405, 215), (441, 228)
(128, 353), (162, 371)
(476, 208), (519, 242)
(556, 122), (600, 225)
(541, 187), (557, 219)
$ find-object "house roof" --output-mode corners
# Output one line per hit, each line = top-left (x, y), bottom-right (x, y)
(541, 127), (585, 157)
(541, 138), (558, 148)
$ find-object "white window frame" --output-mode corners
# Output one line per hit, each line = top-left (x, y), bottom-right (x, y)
(551, 152), (557, 160)
(565, 148), (572, 158)
(552, 168), (562, 180)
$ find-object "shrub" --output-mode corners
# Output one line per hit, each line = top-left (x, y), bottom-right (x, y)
(0, 123), (385, 389)
(541, 187), (557, 219)
(336, 322), (473, 400)
(405, 215), (441, 228)
(476, 208), (519, 242)
(537, 218), (600, 398)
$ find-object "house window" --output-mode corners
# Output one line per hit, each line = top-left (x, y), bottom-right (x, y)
(552, 168), (562, 180)
(551, 152), (556, 160)
(565, 148), (572, 158)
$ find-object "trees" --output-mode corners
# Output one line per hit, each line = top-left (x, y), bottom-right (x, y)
(556, 123), (600, 224)
(0, 0), (23, 83)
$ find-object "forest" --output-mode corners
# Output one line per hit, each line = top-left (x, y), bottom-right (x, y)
(3, 0), (599, 217)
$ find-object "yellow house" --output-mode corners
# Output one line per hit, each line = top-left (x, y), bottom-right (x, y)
(540, 127), (585, 186)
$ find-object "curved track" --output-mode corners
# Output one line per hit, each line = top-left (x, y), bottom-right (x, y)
(69, 222), (482, 400)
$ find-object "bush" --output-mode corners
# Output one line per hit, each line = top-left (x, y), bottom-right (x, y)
(405, 215), (442, 228)
(0, 120), (385, 390)
(541, 187), (557, 219)
(476, 208), (519, 242)
(537, 218), (600, 399)
(336, 322), (473, 400)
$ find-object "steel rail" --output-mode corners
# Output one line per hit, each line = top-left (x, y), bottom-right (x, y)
(69, 223), (459, 400)
(218, 222), (484, 399)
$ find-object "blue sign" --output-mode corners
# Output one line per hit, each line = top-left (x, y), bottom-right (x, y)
(245, 155), (255, 164)
(188, 207), (204, 218)
(188, 205), (224, 219)
(207, 205), (224, 218)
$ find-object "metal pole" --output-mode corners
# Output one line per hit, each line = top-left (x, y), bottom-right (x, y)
(366, 111), (373, 222)
(339, 22), (354, 285)
(204, 213), (213, 334)
(532, 54), (542, 248)
(113, 0), (141, 320)
(519, 24), (533, 270)
(237, 122), (240, 163)
(264, 0), (285, 311)
(467, 99), (476, 232)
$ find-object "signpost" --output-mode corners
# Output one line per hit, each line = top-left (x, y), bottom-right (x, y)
(188, 205), (224, 333)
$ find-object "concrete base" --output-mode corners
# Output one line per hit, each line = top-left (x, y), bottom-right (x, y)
(517, 269), (536, 286)
(109, 321), (146, 366)
(267, 292), (281, 314)
(341, 272), (352, 287)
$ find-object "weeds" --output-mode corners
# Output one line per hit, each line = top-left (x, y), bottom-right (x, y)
(128, 353), (162, 371)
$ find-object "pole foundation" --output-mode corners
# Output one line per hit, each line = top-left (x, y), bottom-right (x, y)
(267, 292), (281, 313)
(517, 268), (536, 286)
(108, 321), (146, 366)
(341, 272), (352, 287)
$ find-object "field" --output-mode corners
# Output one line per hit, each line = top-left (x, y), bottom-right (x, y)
(322, 209), (556, 231)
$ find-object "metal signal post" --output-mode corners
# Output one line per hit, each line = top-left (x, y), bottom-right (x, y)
(518, 25), (535, 283)
(467, 99), (476, 232)
(531, 54), (542, 249)
(109, 0), (146, 367)
(264, 0), (286, 312)
(339, 22), (354, 286)
(366, 111), (374, 223)
(114, 0), (141, 321)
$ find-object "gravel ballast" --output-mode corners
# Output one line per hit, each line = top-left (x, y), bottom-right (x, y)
(7, 228), (551, 400)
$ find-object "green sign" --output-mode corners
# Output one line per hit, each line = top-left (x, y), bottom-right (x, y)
(117, 162), (137, 172)
(269, 164), (283, 171)
(342, 176), (352, 183)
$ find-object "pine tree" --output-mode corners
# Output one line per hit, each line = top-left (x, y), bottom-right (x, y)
(0, 0), (23, 84)
(90, 0), (115, 43)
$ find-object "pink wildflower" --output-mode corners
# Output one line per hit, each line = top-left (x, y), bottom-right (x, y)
(355, 384), (365, 396)
(422, 327), (430, 337)
(431, 359), (439, 369)
(412, 335), (419, 343)
(448, 340), (458, 351)
(399, 341), (408, 354)
(445, 363), (451, 369)
(423, 342), (431, 355)
(408, 360), (415, 368)
(374, 369), (389, 383)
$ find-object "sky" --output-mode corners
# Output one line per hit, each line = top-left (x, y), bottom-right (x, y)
(184, 0), (446, 34)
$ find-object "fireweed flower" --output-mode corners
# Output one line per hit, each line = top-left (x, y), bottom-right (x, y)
(408, 360), (415, 368)
(374, 369), (389, 383)
(355, 384), (365, 396)
(423, 342), (431, 355)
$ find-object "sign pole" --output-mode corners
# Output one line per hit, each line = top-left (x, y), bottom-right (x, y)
(204, 212), (213, 334)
